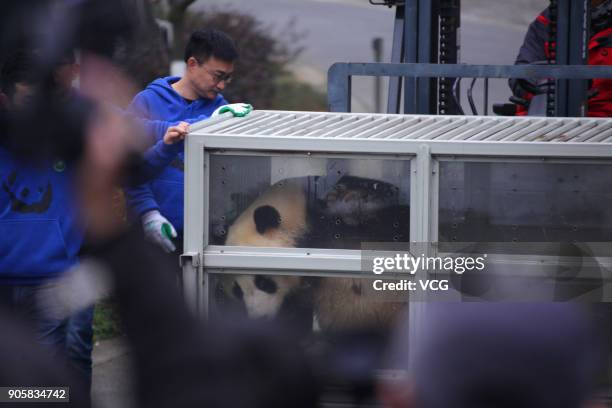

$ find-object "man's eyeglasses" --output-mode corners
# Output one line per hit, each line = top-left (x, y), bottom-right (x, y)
(203, 66), (233, 84)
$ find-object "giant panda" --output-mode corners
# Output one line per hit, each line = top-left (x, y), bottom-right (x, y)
(216, 175), (408, 333)
(220, 178), (315, 327)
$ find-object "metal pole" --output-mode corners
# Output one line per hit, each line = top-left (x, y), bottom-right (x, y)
(438, 0), (461, 114)
(328, 63), (352, 112)
(567, 0), (589, 116)
(404, 0), (419, 113)
(417, 0), (433, 114)
(555, 0), (570, 116)
(373, 37), (383, 113)
(388, 5), (405, 114)
(484, 77), (489, 115)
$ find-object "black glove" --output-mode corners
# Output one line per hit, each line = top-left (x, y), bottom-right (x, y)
(509, 78), (540, 99)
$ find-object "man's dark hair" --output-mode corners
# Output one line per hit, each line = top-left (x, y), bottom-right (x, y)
(183, 28), (238, 63)
(0, 50), (39, 98)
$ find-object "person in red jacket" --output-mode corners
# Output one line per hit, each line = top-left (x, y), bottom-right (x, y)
(510, 0), (612, 117)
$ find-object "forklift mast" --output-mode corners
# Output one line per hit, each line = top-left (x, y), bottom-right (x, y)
(370, 0), (592, 117)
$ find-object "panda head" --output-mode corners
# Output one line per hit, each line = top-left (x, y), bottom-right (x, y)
(229, 275), (304, 320)
(223, 180), (311, 319)
(225, 180), (309, 247)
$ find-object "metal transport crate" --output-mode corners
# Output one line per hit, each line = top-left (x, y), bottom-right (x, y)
(184, 108), (612, 305)
(182, 110), (612, 400)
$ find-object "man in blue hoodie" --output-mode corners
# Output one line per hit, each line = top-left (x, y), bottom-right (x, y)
(126, 28), (245, 253)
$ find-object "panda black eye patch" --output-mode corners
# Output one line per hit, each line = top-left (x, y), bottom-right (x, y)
(232, 282), (244, 300)
(253, 205), (281, 234)
(254, 275), (278, 294)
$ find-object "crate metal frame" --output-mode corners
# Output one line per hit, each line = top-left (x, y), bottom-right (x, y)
(327, 63), (612, 115)
(185, 110), (612, 317)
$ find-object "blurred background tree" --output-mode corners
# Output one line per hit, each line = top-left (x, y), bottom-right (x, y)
(115, 0), (326, 110)
(181, 8), (306, 109)
(177, 10), (318, 109)
(112, 0), (171, 91)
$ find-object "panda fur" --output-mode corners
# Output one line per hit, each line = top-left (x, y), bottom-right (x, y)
(225, 179), (310, 248)
(218, 176), (407, 332)
(313, 278), (403, 332)
(216, 179), (315, 332)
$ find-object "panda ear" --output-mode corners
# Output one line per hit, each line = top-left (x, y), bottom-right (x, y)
(253, 205), (281, 235)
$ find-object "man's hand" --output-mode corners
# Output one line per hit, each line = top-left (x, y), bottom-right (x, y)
(212, 103), (253, 118)
(142, 210), (177, 252)
(510, 78), (540, 99)
(163, 122), (189, 145)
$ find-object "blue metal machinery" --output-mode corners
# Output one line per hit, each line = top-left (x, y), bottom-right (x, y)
(329, 0), (604, 117)
(368, 0), (462, 114)
(327, 63), (612, 113)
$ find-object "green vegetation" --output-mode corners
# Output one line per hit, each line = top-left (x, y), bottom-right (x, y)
(93, 298), (123, 342)
(116, 3), (328, 111)
(271, 73), (327, 111)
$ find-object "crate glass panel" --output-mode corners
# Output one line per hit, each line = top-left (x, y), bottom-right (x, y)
(208, 154), (411, 249)
(209, 271), (408, 335)
(439, 161), (612, 246)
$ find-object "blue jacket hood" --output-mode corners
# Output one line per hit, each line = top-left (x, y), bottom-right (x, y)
(146, 76), (184, 105)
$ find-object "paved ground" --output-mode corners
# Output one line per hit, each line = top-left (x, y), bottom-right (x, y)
(91, 337), (134, 408)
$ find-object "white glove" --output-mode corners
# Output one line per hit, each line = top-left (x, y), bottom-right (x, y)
(212, 103), (253, 118)
(142, 210), (177, 253)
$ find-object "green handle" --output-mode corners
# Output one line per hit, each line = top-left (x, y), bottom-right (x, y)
(162, 223), (173, 240)
(220, 104), (253, 117)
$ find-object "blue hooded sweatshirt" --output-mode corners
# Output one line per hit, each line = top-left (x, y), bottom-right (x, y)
(126, 76), (227, 236)
(0, 148), (84, 284)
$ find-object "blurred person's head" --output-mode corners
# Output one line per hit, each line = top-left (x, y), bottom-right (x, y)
(0, 50), (39, 110)
(53, 50), (79, 94)
(382, 303), (603, 408)
(0, 48), (78, 110)
(183, 28), (237, 100)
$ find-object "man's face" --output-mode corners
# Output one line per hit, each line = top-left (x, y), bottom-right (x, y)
(187, 56), (234, 100)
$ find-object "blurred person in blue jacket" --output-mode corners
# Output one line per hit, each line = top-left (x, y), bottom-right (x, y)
(0, 49), (92, 382)
(47, 49), (97, 391)
(126, 28), (252, 254)
(0, 49), (189, 396)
